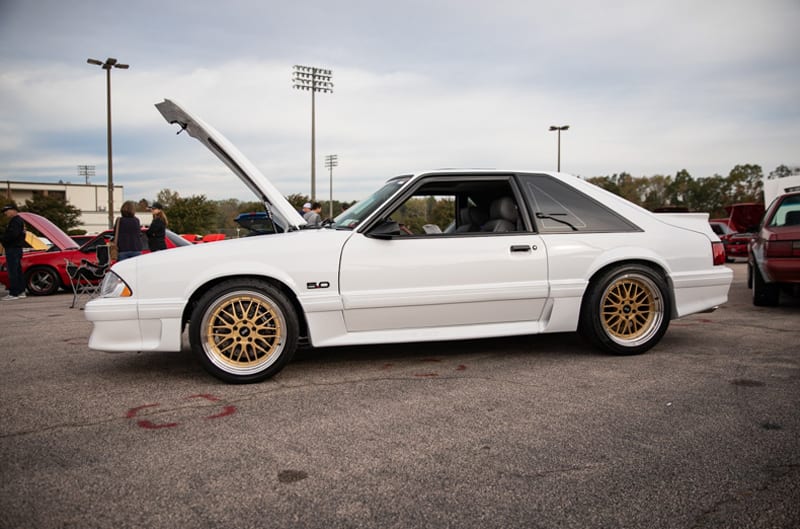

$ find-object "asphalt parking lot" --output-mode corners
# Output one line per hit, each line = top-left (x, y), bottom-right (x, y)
(1, 262), (798, 529)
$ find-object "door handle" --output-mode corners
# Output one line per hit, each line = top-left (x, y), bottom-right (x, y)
(510, 245), (531, 253)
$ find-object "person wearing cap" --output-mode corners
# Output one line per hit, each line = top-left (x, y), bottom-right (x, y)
(146, 202), (168, 252)
(301, 202), (312, 217)
(1, 203), (26, 300)
(303, 201), (323, 227)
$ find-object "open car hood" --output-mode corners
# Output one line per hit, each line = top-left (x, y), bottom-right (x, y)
(155, 99), (306, 230)
(18, 212), (79, 251)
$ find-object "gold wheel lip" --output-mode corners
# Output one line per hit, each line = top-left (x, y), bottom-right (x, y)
(200, 290), (286, 375)
(600, 273), (664, 346)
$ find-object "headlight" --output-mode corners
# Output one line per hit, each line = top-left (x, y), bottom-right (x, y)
(99, 271), (132, 298)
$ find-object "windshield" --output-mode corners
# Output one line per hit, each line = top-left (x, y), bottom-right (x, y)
(332, 176), (411, 230)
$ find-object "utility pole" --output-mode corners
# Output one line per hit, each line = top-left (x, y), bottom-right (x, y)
(549, 125), (569, 172)
(77, 165), (96, 185)
(292, 65), (333, 200)
(325, 154), (338, 218)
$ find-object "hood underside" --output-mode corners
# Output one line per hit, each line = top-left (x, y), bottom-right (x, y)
(155, 99), (306, 230)
(18, 212), (79, 251)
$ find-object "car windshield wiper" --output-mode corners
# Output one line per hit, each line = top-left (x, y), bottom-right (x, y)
(536, 212), (578, 231)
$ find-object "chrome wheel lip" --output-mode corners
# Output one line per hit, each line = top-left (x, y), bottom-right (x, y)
(200, 290), (286, 375)
(600, 273), (664, 347)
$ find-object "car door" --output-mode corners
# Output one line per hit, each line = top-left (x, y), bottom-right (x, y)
(337, 176), (549, 333)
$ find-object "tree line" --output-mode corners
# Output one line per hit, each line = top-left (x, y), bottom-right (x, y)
(4, 164), (796, 235)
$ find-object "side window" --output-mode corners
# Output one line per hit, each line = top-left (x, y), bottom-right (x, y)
(373, 177), (523, 236)
(389, 191), (456, 235)
(519, 173), (639, 233)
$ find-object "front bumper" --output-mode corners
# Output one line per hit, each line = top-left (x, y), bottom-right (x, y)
(84, 297), (185, 352)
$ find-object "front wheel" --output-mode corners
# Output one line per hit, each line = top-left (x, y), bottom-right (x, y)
(579, 265), (671, 355)
(189, 279), (299, 383)
(26, 267), (60, 296)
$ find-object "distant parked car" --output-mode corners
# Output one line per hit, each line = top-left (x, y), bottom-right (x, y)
(710, 222), (753, 261)
(0, 212), (191, 296)
(748, 191), (800, 306)
(234, 211), (285, 236)
(71, 234), (94, 247)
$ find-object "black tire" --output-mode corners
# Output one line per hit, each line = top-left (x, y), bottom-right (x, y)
(189, 279), (299, 383)
(752, 265), (780, 307)
(579, 264), (671, 355)
(25, 267), (60, 296)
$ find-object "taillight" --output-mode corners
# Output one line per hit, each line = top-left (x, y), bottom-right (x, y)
(765, 240), (800, 258)
(712, 241), (726, 265)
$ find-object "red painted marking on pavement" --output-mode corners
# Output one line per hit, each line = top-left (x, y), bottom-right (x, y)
(206, 405), (237, 420)
(188, 394), (221, 402)
(136, 419), (179, 430)
(126, 393), (236, 429)
(456, 365), (467, 371)
(382, 363), (394, 369)
(125, 403), (159, 419)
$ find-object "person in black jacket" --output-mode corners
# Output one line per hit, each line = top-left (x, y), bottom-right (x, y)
(2, 204), (27, 300)
(146, 202), (168, 251)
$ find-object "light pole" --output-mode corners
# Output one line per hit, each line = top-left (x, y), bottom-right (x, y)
(549, 125), (569, 172)
(325, 154), (338, 218)
(292, 65), (333, 200)
(88, 57), (129, 228)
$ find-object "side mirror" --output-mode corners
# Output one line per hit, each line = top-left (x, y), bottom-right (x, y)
(369, 219), (401, 239)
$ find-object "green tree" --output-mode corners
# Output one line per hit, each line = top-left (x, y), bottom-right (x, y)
(666, 169), (694, 207)
(641, 174), (672, 211)
(285, 193), (310, 212)
(690, 175), (728, 217)
(155, 189), (181, 209)
(767, 164), (792, 180)
(21, 194), (82, 234)
(727, 164), (763, 203)
(165, 194), (219, 234)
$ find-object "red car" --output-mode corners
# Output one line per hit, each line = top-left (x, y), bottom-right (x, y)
(748, 191), (800, 306)
(0, 212), (191, 296)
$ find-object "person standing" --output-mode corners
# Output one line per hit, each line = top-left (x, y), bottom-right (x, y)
(146, 202), (168, 251)
(303, 202), (323, 227)
(115, 201), (143, 261)
(1, 204), (26, 300)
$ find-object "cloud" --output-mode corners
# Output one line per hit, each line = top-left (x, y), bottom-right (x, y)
(1, 0), (799, 204)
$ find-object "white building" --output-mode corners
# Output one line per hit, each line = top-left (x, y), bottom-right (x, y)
(1, 180), (124, 234)
(763, 173), (800, 206)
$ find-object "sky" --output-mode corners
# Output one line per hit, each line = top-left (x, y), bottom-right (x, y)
(1, 0), (799, 204)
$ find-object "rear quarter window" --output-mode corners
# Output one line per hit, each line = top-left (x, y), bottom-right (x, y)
(518, 173), (640, 233)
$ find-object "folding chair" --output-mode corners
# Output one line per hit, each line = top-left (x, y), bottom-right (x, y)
(66, 244), (111, 308)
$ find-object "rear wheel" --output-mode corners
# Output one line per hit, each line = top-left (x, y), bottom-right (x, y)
(752, 265), (779, 307)
(25, 267), (60, 296)
(579, 264), (671, 355)
(189, 279), (298, 383)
